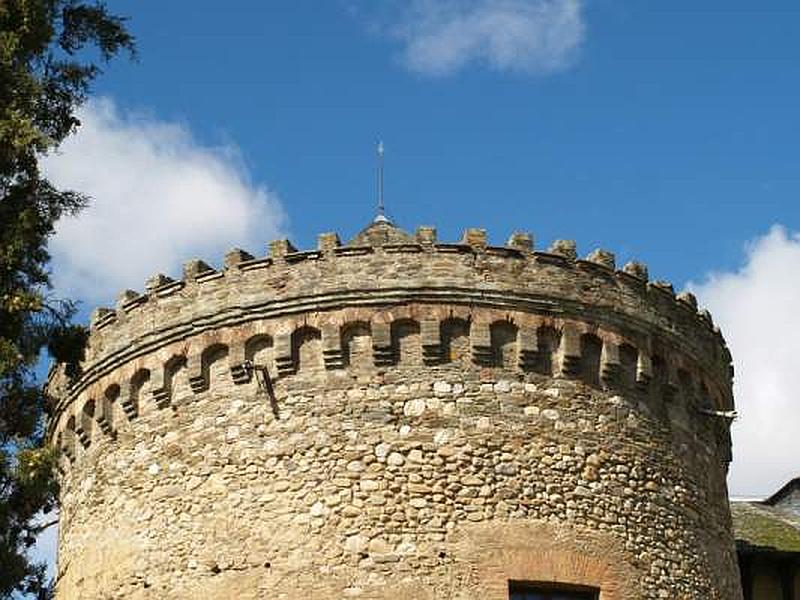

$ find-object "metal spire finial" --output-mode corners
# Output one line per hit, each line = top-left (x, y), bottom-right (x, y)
(374, 140), (389, 224)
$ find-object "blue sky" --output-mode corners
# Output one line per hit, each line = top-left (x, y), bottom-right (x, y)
(42, 0), (800, 497)
(79, 0), (799, 282)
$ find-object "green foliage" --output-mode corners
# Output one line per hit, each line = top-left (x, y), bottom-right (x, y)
(0, 1), (133, 596)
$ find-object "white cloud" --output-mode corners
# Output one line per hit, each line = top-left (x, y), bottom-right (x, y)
(368, 0), (585, 76)
(691, 226), (800, 498)
(30, 512), (58, 581)
(44, 98), (286, 306)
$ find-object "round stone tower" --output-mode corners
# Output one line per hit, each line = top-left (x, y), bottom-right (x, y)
(47, 220), (742, 599)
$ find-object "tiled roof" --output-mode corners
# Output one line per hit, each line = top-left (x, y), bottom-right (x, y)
(764, 477), (800, 506)
(731, 500), (800, 554)
(348, 219), (414, 247)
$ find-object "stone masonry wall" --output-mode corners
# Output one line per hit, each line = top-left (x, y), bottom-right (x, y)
(48, 225), (742, 599)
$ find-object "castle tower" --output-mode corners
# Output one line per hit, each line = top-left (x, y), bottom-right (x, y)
(47, 220), (742, 599)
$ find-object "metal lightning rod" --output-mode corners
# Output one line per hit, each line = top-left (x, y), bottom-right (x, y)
(375, 140), (388, 223)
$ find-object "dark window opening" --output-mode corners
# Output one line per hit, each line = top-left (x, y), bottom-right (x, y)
(509, 581), (600, 600)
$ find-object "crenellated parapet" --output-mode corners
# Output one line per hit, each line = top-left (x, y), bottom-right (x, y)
(48, 220), (734, 471)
